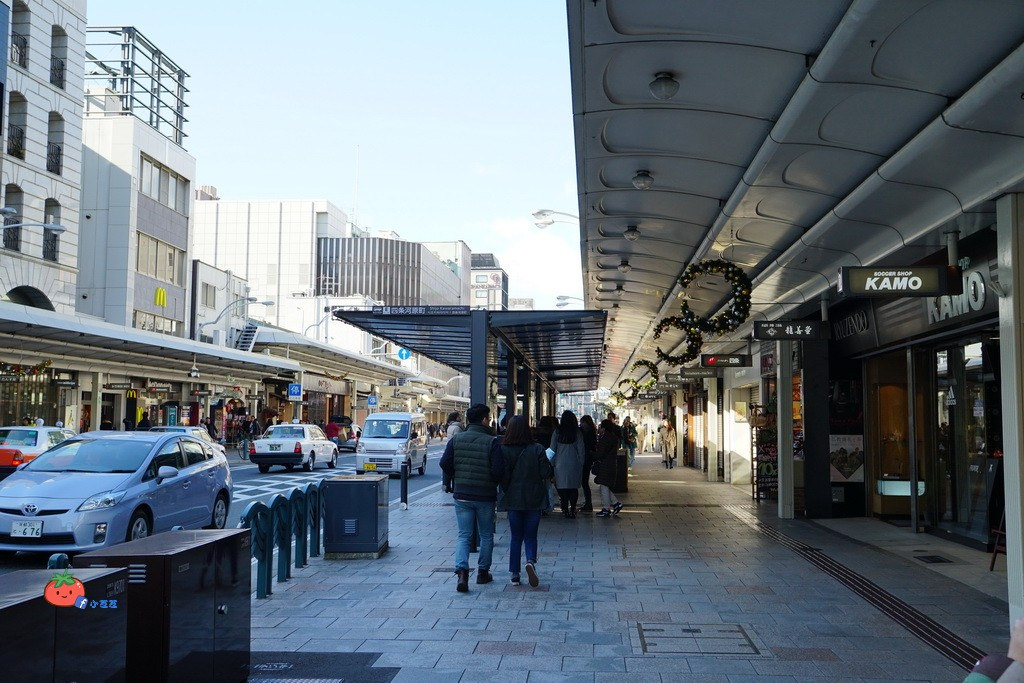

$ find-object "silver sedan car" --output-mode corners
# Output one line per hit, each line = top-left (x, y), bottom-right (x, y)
(0, 431), (232, 553)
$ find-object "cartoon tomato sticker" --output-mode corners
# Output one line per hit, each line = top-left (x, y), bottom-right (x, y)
(43, 569), (86, 607)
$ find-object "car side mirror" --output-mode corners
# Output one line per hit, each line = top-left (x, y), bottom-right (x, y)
(156, 465), (179, 482)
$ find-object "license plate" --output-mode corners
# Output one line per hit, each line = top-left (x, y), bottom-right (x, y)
(11, 520), (42, 538)
(269, 444), (281, 452)
(364, 463), (377, 471)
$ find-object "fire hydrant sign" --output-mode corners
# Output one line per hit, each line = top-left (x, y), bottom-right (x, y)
(838, 266), (954, 297)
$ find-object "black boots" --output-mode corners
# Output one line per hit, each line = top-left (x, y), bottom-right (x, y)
(456, 569), (469, 592)
(476, 569), (493, 584)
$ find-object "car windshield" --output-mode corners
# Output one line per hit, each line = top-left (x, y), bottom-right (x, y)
(25, 438), (152, 473)
(266, 426), (304, 439)
(362, 420), (409, 439)
(0, 429), (37, 446)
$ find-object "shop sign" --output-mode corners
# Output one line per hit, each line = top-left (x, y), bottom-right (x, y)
(146, 385), (171, 393)
(700, 354), (751, 368)
(926, 269), (986, 325)
(669, 368), (720, 379)
(245, 394), (262, 400)
(832, 309), (871, 341)
(52, 379), (77, 387)
(753, 320), (826, 340)
(0, 374), (20, 383)
(636, 392), (661, 400)
(946, 386), (957, 407)
(301, 373), (347, 395)
(371, 305), (470, 316)
(104, 382), (132, 390)
(191, 389), (211, 397)
(839, 266), (954, 297)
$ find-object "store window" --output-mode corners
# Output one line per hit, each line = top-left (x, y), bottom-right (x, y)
(140, 155), (189, 215)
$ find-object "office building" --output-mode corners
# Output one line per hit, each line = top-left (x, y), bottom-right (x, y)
(424, 240), (471, 305)
(470, 252), (508, 310)
(509, 297), (535, 311)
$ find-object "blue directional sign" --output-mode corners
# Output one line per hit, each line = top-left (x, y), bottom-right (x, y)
(287, 383), (302, 400)
(397, 347), (411, 360)
(367, 395), (379, 407)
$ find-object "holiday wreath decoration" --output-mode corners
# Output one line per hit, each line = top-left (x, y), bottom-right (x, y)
(611, 359), (660, 404)
(653, 259), (752, 366)
(0, 359), (52, 376)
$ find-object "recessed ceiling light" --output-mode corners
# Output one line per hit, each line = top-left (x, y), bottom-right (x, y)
(632, 170), (653, 190)
(623, 225), (641, 241)
(617, 259), (631, 274)
(649, 72), (680, 100)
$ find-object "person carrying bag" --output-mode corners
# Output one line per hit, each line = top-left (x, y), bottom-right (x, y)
(498, 415), (553, 587)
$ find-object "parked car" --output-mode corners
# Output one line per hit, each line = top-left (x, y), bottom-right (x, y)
(0, 431), (232, 553)
(250, 423), (339, 474)
(0, 426), (77, 480)
(149, 425), (227, 457)
(356, 412), (428, 475)
(339, 424), (361, 452)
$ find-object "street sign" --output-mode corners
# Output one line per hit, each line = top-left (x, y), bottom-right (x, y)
(667, 368), (721, 379)
(367, 395), (379, 407)
(287, 383), (303, 400)
(52, 379), (77, 387)
(372, 305), (470, 316)
(104, 382), (132, 390)
(753, 320), (827, 341)
(397, 347), (411, 360)
(838, 265), (957, 297)
(636, 392), (661, 400)
(701, 354), (752, 368)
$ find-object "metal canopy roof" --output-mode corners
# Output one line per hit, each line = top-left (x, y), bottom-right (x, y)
(333, 309), (607, 393)
(568, 0), (1024, 387)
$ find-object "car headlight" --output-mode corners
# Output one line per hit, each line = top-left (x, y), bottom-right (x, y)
(395, 442), (407, 455)
(356, 442), (366, 453)
(77, 491), (126, 512)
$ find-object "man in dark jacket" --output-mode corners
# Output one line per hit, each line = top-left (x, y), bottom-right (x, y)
(439, 403), (504, 592)
(135, 411), (152, 430)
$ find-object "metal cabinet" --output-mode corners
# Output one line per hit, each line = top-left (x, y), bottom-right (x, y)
(324, 474), (389, 553)
(0, 568), (128, 683)
(74, 528), (250, 683)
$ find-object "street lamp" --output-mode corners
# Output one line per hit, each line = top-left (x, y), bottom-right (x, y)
(532, 209), (578, 229)
(555, 295), (584, 309)
(0, 207), (66, 234)
(195, 297), (274, 341)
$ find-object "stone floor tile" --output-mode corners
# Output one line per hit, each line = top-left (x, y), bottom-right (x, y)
(390, 668), (465, 682)
(476, 641), (537, 655)
(526, 672), (596, 683)
(500, 655), (564, 671)
(439, 653), (503, 670)
(561, 656), (626, 672)
(460, 671), (529, 683)
(295, 638), (366, 652)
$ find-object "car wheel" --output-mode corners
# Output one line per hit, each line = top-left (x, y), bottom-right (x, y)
(258, 464), (270, 474)
(208, 493), (229, 529)
(303, 453), (314, 472)
(327, 449), (337, 469)
(125, 509), (151, 543)
(285, 464), (295, 472)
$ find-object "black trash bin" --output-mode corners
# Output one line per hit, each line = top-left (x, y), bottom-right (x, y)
(73, 528), (251, 683)
(612, 451), (629, 494)
(323, 474), (389, 557)
(0, 567), (128, 683)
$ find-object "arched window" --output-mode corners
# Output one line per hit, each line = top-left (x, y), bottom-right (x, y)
(47, 112), (64, 175)
(3, 184), (24, 252)
(10, 1), (29, 68)
(6, 92), (27, 159)
(50, 25), (68, 89)
(43, 198), (60, 262)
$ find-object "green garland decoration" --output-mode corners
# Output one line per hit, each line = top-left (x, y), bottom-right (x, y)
(1, 359), (52, 376)
(653, 259), (752, 366)
(613, 360), (660, 404)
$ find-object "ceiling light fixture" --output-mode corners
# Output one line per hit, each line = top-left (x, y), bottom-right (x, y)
(649, 72), (680, 100)
(617, 259), (631, 274)
(632, 170), (653, 190)
(615, 284), (625, 298)
(624, 225), (641, 241)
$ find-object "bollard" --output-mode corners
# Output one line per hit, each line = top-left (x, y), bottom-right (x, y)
(306, 483), (321, 558)
(46, 553), (69, 569)
(290, 487), (308, 569)
(400, 462), (409, 509)
(269, 494), (291, 582)
(239, 500), (273, 598)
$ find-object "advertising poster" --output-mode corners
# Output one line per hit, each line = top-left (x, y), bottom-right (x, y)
(829, 434), (864, 482)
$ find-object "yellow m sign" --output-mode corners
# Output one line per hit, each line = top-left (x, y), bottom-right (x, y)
(154, 287), (167, 307)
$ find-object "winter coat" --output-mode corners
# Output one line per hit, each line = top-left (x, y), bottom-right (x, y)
(446, 421), (463, 439)
(580, 423), (597, 468)
(621, 424), (638, 449)
(549, 431), (585, 490)
(594, 424), (621, 487)
(499, 442), (553, 511)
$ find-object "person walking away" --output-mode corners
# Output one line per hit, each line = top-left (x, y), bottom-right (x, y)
(324, 419), (341, 445)
(205, 417), (219, 441)
(578, 415), (597, 512)
(636, 422), (647, 454)
(622, 417), (638, 469)
(594, 418), (625, 518)
(549, 410), (585, 518)
(533, 416), (560, 514)
(439, 404), (503, 592)
(240, 415), (260, 458)
(498, 415), (552, 586)
(661, 419), (677, 468)
(135, 411), (152, 430)
(445, 411), (464, 440)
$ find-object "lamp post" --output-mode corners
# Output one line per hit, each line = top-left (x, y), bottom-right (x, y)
(532, 209), (579, 229)
(555, 295), (585, 309)
(195, 297), (274, 342)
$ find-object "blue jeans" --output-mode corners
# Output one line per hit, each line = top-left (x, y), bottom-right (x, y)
(507, 509), (540, 574)
(454, 499), (495, 571)
(626, 445), (636, 466)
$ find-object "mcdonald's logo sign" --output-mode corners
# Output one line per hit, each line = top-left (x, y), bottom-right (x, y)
(154, 287), (167, 307)
(126, 389), (139, 399)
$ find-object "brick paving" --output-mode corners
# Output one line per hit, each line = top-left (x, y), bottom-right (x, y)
(250, 451), (1009, 681)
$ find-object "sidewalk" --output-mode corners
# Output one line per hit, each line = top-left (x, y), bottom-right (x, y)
(249, 450), (1009, 682)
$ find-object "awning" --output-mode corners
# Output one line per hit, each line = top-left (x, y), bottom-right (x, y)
(0, 302), (301, 382)
(333, 309), (607, 393)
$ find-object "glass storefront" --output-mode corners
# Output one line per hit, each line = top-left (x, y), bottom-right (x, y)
(0, 373), (59, 426)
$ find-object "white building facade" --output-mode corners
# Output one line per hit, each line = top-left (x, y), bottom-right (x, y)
(0, 0), (86, 314)
(189, 260), (252, 345)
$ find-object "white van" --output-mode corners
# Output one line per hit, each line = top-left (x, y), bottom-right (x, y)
(355, 412), (428, 475)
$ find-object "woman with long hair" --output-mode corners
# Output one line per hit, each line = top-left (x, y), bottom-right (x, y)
(498, 415), (552, 586)
(549, 410), (586, 518)
(594, 418), (625, 517)
(578, 415), (597, 512)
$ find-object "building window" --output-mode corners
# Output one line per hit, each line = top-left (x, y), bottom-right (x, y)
(6, 92), (27, 160)
(474, 274), (487, 283)
(50, 26), (67, 89)
(474, 290), (487, 299)
(140, 155), (189, 215)
(46, 112), (64, 175)
(3, 184), (23, 252)
(201, 282), (216, 308)
(43, 198), (61, 262)
(10, 1), (28, 68)
(133, 310), (180, 336)
(136, 232), (185, 286)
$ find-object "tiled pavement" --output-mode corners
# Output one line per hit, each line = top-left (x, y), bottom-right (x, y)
(250, 451), (1009, 681)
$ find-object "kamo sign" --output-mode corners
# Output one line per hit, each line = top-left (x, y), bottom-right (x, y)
(838, 266), (957, 297)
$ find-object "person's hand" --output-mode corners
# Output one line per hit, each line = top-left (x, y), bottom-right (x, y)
(1008, 618), (1024, 662)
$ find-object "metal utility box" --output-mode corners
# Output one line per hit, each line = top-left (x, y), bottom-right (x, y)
(324, 474), (389, 555)
(0, 568), (128, 683)
(73, 528), (251, 683)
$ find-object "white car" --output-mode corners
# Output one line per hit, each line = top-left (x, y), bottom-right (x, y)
(0, 426), (77, 479)
(250, 424), (338, 474)
(149, 426), (227, 457)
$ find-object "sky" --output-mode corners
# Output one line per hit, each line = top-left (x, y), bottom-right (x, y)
(88, 1), (585, 308)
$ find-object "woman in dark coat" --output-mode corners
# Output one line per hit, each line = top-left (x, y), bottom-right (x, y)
(550, 411), (585, 518)
(497, 415), (553, 587)
(594, 418), (624, 517)
(578, 415), (597, 512)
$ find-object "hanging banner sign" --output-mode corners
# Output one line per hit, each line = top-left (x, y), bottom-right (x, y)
(372, 305), (470, 316)
(753, 321), (827, 341)
(104, 382), (132, 390)
(191, 389), (211, 397)
(52, 378), (78, 387)
(667, 368), (721, 379)
(838, 266), (958, 297)
(701, 354), (752, 368)
(147, 386), (172, 393)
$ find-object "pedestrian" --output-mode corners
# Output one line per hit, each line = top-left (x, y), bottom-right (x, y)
(637, 422), (647, 454)
(122, 415), (135, 431)
(622, 416), (638, 468)
(498, 415), (552, 587)
(445, 411), (463, 440)
(439, 404), (503, 593)
(135, 411), (152, 430)
(549, 410), (585, 518)
(965, 618), (1024, 681)
(661, 419), (677, 468)
(205, 417), (219, 441)
(594, 418), (625, 518)
(578, 414), (597, 513)
(20, 416), (31, 426)
(427, 423), (435, 440)
(324, 419), (341, 445)
(100, 417), (114, 430)
(533, 416), (560, 514)
(34, 416), (44, 428)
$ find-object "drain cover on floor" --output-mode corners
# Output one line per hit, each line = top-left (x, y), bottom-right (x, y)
(632, 623), (765, 657)
(916, 554), (954, 564)
(250, 652), (397, 682)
